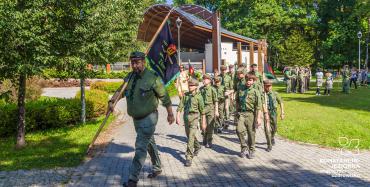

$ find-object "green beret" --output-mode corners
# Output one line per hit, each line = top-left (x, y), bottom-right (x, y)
(130, 51), (145, 59)
(251, 63), (258, 67)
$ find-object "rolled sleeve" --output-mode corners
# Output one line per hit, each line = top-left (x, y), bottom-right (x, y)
(153, 77), (172, 107)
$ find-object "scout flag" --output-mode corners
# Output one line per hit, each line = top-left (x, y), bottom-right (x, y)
(147, 22), (180, 86)
(264, 63), (276, 79)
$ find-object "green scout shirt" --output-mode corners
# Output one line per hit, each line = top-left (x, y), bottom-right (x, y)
(124, 68), (171, 119)
(265, 90), (282, 115)
(342, 69), (350, 80)
(236, 85), (262, 113)
(284, 70), (291, 80)
(249, 71), (263, 94)
(200, 84), (218, 110)
(235, 78), (245, 92)
(228, 72), (236, 91)
(214, 85), (226, 103)
(177, 91), (205, 115)
(219, 74), (232, 90)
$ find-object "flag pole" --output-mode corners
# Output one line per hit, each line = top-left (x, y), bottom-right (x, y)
(86, 7), (175, 155)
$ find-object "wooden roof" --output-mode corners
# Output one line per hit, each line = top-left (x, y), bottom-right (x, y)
(137, 4), (259, 50)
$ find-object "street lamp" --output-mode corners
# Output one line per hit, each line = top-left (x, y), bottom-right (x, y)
(357, 31), (362, 70)
(176, 17), (182, 64)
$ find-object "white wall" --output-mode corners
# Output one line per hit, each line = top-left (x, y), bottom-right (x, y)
(205, 42), (263, 73)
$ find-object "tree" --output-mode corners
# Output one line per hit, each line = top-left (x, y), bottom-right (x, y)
(279, 31), (315, 66)
(51, 0), (152, 123)
(0, 0), (55, 148)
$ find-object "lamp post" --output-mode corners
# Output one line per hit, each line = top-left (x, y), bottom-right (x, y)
(176, 17), (182, 64)
(357, 31), (362, 70)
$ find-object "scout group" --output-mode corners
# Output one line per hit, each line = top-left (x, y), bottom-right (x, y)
(175, 63), (284, 167)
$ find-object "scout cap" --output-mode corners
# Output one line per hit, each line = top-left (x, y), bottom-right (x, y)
(203, 74), (211, 80)
(239, 63), (246, 68)
(214, 77), (221, 83)
(237, 68), (245, 74)
(220, 65), (227, 70)
(188, 78), (199, 86)
(130, 51), (145, 60)
(229, 64), (234, 68)
(246, 73), (257, 81)
(263, 79), (273, 86)
(251, 63), (258, 67)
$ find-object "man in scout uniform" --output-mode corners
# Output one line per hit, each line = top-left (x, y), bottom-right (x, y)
(108, 51), (175, 187)
(200, 74), (219, 148)
(291, 66), (297, 93)
(176, 64), (189, 98)
(235, 74), (262, 159)
(219, 65), (233, 127)
(284, 67), (292, 93)
(263, 80), (285, 147)
(342, 65), (350, 94)
(176, 78), (205, 167)
(213, 77), (226, 134)
(298, 67), (305, 93)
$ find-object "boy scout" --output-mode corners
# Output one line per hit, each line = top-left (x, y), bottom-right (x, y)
(249, 64), (264, 94)
(200, 74), (219, 148)
(263, 80), (285, 147)
(108, 51), (175, 187)
(213, 77), (226, 133)
(176, 79), (205, 167)
(342, 65), (350, 94)
(228, 64), (236, 114)
(291, 67), (297, 93)
(284, 67), (292, 93)
(219, 65), (233, 126)
(236, 74), (262, 159)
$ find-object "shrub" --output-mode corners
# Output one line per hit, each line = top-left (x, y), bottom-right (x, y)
(166, 81), (178, 97)
(90, 82), (122, 93)
(75, 89), (109, 118)
(0, 90), (109, 137)
(0, 77), (43, 104)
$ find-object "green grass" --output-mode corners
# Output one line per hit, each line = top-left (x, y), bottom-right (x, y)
(0, 116), (114, 171)
(274, 81), (370, 149)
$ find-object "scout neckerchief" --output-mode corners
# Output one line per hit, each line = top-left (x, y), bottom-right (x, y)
(128, 71), (142, 101)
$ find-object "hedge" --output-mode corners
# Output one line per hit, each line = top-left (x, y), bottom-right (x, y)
(90, 82), (123, 93)
(0, 90), (108, 137)
(91, 81), (178, 97)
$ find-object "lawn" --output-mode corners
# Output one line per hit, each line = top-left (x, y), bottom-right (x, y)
(0, 116), (114, 171)
(274, 81), (370, 150)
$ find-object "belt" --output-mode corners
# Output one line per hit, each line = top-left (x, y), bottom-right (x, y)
(133, 110), (158, 120)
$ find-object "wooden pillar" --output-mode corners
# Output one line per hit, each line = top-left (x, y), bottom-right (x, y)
(202, 59), (206, 74)
(258, 41), (263, 73)
(237, 42), (242, 66)
(249, 42), (254, 69)
(106, 64), (111, 73)
(212, 11), (221, 72)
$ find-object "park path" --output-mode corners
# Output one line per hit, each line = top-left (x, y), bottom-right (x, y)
(68, 97), (370, 187)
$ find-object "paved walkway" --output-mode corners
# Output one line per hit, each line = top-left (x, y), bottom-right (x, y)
(68, 98), (370, 187)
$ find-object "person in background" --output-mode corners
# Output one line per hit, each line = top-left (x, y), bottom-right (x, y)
(324, 72), (333, 96)
(176, 64), (189, 98)
(342, 65), (350, 94)
(360, 67), (368, 86)
(315, 68), (324, 95)
(349, 67), (358, 89)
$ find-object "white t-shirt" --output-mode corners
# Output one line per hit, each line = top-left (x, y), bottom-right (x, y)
(316, 72), (323, 79)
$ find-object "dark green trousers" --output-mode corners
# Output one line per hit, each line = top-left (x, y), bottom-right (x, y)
(129, 111), (161, 182)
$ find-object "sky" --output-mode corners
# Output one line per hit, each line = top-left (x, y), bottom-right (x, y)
(166, 0), (173, 5)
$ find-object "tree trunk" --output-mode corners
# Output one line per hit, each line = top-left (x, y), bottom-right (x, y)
(80, 77), (86, 124)
(16, 74), (27, 149)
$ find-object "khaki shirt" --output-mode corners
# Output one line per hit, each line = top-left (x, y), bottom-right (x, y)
(219, 74), (232, 90)
(177, 91), (205, 115)
(214, 85), (226, 102)
(265, 91), (282, 115)
(200, 84), (218, 112)
(124, 69), (171, 119)
(236, 85), (262, 113)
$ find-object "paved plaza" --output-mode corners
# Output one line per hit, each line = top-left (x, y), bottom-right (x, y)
(68, 98), (370, 187)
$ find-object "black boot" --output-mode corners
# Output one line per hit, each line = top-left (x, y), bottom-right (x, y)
(194, 147), (201, 156)
(185, 159), (192, 167)
(248, 150), (255, 159)
(240, 147), (247, 158)
(147, 170), (162, 178)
